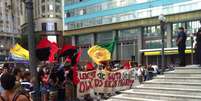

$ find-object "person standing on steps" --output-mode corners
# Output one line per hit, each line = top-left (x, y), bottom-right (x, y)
(195, 21), (201, 67)
(176, 27), (187, 67)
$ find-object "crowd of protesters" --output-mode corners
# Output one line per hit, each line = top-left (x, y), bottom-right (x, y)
(0, 60), (162, 101)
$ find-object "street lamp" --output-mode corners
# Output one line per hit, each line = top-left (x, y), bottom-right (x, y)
(158, 14), (166, 73)
(22, 0), (40, 100)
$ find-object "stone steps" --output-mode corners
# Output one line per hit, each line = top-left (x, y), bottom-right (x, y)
(120, 91), (201, 101)
(174, 67), (201, 72)
(106, 65), (201, 101)
(125, 87), (201, 96)
(106, 94), (164, 101)
(152, 76), (201, 83)
(142, 82), (201, 89)
(164, 72), (201, 77)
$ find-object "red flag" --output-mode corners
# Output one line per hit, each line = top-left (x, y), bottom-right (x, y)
(59, 45), (77, 56)
(73, 49), (82, 85)
(36, 38), (51, 49)
(36, 38), (52, 61)
(72, 65), (80, 85)
(60, 45), (82, 85)
(48, 42), (59, 63)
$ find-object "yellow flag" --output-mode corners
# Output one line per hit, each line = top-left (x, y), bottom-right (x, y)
(10, 44), (29, 60)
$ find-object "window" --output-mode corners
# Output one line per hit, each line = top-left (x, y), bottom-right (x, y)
(55, 0), (60, 3)
(42, 5), (45, 13)
(119, 42), (136, 60)
(65, 12), (70, 18)
(145, 40), (166, 49)
(144, 26), (160, 37)
(97, 31), (113, 43)
(172, 22), (185, 37)
(77, 34), (92, 45)
(49, 4), (54, 11)
(119, 28), (141, 41)
(42, 0), (45, 3)
(55, 5), (61, 13)
(46, 22), (54, 31)
(41, 23), (46, 31)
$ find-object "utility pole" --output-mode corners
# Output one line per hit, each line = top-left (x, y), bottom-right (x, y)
(159, 14), (166, 73)
(24, 0), (40, 100)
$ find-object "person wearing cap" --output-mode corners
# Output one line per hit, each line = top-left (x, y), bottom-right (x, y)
(195, 22), (201, 67)
(176, 27), (187, 66)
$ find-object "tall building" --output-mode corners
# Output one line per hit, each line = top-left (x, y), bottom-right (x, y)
(63, 0), (201, 65)
(21, 0), (63, 45)
(0, 0), (21, 61)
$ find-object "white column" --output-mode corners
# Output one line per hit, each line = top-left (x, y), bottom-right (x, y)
(166, 23), (172, 48)
(112, 30), (117, 60)
(137, 28), (143, 64)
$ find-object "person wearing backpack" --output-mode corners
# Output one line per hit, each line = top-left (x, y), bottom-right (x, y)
(0, 73), (31, 101)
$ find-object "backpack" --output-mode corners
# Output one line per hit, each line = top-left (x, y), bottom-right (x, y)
(0, 95), (5, 101)
(12, 90), (31, 101)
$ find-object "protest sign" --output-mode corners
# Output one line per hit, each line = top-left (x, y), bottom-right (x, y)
(77, 68), (136, 97)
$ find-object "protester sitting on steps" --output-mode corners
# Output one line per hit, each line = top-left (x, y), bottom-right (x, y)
(0, 73), (31, 101)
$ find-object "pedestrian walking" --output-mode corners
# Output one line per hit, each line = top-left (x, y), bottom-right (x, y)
(195, 22), (201, 67)
(176, 27), (187, 66)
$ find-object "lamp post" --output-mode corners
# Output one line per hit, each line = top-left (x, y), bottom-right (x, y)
(23, 0), (40, 100)
(158, 14), (166, 73)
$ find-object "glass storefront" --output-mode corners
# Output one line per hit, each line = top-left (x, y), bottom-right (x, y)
(97, 31), (113, 44)
(77, 34), (93, 62)
(118, 28), (140, 61)
(143, 25), (167, 49)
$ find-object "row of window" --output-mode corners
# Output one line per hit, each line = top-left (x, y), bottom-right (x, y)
(64, 0), (88, 5)
(64, 0), (201, 30)
(41, 4), (61, 13)
(41, 22), (58, 31)
(42, 0), (61, 3)
(34, 0), (61, 18)
(64, 0), (150, 18)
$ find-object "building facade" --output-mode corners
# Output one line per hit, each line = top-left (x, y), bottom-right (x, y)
(63, 0), (201, 65)
(0, 0), (21, 61)
(21, 0), (63, 45)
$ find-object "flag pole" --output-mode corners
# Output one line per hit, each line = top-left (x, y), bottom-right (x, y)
(24, 0), (41, 100)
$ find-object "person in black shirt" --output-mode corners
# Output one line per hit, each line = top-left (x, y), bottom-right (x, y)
(176, 27), (187, 66)
(195, 26), (201, 67)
